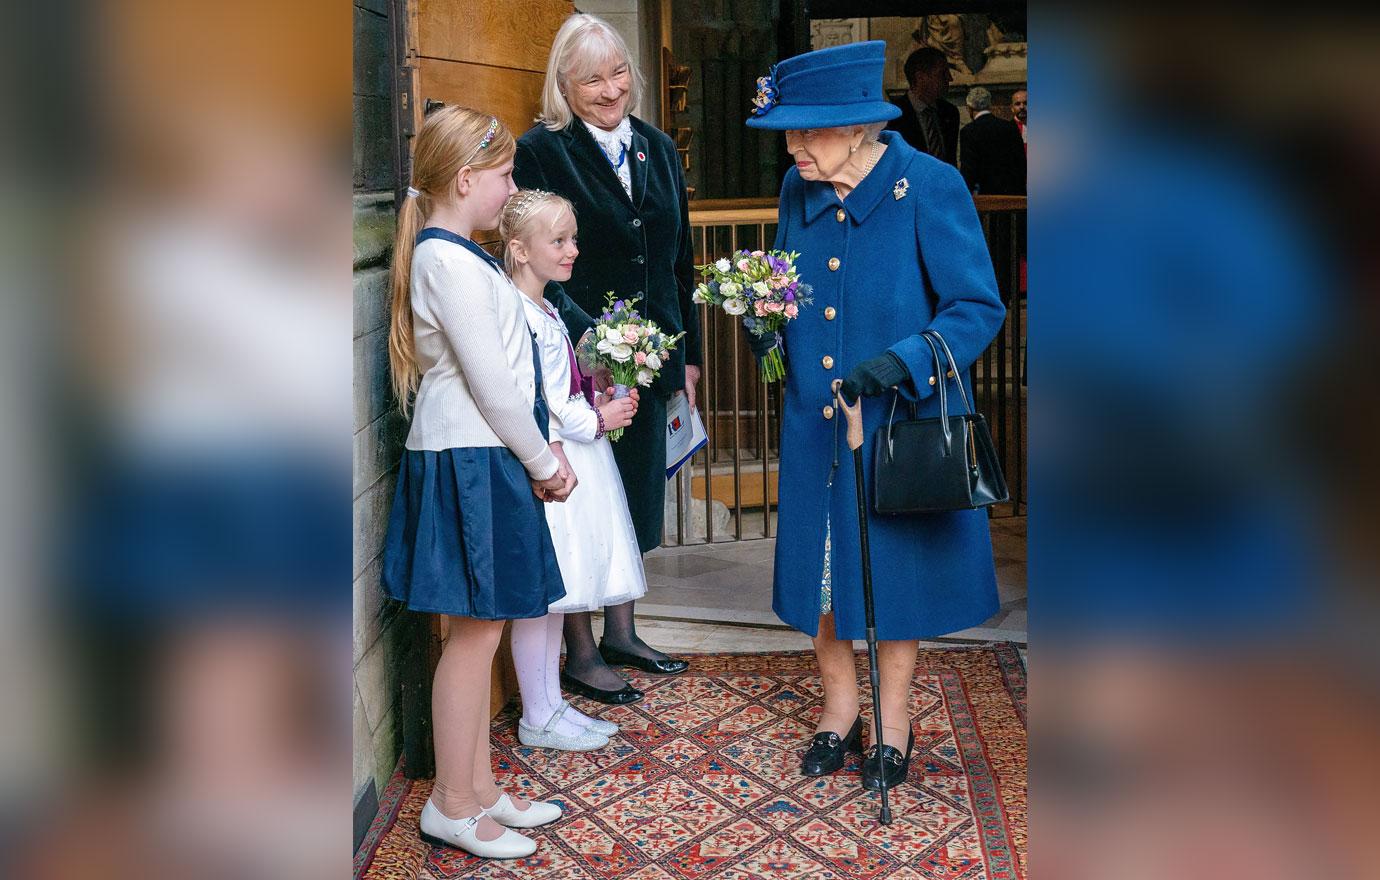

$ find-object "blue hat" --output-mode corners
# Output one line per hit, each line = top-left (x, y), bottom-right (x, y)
(745, 41), (902, 130)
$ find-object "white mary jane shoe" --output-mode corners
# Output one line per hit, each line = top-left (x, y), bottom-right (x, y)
(484, 792), (562, 829)
(418, 799), (536, 859)
(518, 703), (610, 752)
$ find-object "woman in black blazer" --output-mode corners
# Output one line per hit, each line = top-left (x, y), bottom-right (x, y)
(515, 13), (702, 702)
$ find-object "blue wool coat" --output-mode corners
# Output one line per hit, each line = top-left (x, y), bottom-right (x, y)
(772, 131), (1006, 641)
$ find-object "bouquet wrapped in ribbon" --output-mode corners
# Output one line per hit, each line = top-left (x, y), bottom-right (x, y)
(577, 292), (685, 442)
(694, 249), (811, 383)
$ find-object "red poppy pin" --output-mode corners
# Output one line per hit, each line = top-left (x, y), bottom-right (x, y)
(636, 151), (646, 161)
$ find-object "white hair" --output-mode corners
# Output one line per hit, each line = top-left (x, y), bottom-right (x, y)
(540, 14), (644, 131)
(965, 87), (992, 111)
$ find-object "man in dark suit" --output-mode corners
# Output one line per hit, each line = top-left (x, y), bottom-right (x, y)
(959, 86), (1026, 195)
(886, 46), (959, 166)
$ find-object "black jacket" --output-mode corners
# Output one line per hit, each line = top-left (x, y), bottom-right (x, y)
(514, 117), (702, 399)
(886, 96), (958, 167)
(959, 112), (1027, 195)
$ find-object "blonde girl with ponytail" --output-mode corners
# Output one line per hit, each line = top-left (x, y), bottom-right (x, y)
(380, 106), (575, 860)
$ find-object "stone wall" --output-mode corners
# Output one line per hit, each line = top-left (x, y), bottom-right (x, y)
(353, 0), (403, 850)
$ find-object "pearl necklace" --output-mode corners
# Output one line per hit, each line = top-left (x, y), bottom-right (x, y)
(833, 139), (882, 203)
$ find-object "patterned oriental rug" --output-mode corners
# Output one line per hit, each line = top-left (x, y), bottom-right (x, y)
(357, 647), (1026, 880)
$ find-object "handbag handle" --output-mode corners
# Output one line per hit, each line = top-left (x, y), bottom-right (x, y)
(883, 330), (973, 462)
(883, 332), (951, 461)
(922, 329), (973, 416)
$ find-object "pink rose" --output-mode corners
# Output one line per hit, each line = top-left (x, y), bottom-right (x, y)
(765, 301), (785, 314)
(785, 303), (799, 318)
(737, 259), (751, 272)
(634, 351), (647, 365)
(750, 250), (765, 258)
(623, 329), (638, 344)
(754, 300), (769, 317)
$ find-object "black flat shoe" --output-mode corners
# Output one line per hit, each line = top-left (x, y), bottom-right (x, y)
(598, 642), (689, 675)
(862, 728), (915, 791)
(800, 716), (864, 777)
(560, 671), (644, 705)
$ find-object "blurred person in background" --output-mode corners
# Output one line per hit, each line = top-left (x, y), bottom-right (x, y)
(960, 86), (1026, 195)
(4, 2), (350, 878)
(888, 46), (959, 166)
(1012, 88), (1027, 148)
(1033, 11), (1380, 879)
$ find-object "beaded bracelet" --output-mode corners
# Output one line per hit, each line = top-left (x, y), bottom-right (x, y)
(594, 404), (607, 440)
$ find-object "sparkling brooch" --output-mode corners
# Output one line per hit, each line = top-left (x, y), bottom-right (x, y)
(893, 177), (910, 200)
(750, 68), (779, 118)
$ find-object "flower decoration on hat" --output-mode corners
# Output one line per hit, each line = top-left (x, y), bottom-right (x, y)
(750, 66), (779, 118)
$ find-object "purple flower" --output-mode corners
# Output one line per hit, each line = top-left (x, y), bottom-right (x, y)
(614, 299), (625, 311)
(784, 291), (795, 302)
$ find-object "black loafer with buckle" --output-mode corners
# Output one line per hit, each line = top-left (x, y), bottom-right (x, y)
(862, 728), (915, 791)
(800, 716), (864, 777)
(560, 671), (644, 705)
(598, 642), (689, 676)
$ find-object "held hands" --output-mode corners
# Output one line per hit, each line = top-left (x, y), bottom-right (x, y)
(839, 352), (910, 404)
(532, 442), (578, 502)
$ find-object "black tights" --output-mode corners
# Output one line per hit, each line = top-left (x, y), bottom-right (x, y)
(560, 599), (671, 689)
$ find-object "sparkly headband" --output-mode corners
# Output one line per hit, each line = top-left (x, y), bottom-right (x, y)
(506, 189), (557, 224)
(461, 117), (500, 166)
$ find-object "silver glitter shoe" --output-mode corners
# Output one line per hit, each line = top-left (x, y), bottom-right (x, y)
(562, 701), (618, 737)
(517, 703), (610, 752)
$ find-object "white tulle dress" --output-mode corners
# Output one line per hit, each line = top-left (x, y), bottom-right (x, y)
(523, 295), (648, 612)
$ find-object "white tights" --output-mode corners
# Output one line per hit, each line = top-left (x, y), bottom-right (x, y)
(510, 613), (604, 736)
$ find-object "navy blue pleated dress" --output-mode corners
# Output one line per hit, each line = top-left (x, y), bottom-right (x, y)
(381, 229), (565, 619)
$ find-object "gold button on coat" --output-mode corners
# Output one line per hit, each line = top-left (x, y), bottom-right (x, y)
(824, 306), (836, 320)
(822, 355), (835, 369)
(928, 375), (936, 385)
(822, 405), (835, 419)
(835, 208), (846, 222)
(827, 257), (840, 271)
(946, 369), (955, 378)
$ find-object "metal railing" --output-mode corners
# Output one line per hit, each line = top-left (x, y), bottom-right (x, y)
(667, 195), (1025, 546)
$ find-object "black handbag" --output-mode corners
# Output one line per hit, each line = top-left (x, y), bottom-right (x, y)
(872, 330), (1009, 514)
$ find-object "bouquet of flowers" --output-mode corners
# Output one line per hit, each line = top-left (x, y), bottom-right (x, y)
(578, 292), (685, 442)
(694, 249), (811, 383)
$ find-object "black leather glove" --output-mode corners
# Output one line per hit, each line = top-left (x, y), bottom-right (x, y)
(840, 352), (909, 404)
(745, 329), (780, 359)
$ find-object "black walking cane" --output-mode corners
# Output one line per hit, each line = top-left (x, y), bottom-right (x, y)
(833, 378), (893, 825)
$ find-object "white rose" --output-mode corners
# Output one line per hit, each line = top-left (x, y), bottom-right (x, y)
(636, 367), (655, 386)
(605, 327), (624, 344)
(596, 338), (615, 354)
(715, 258), (731, 273)
(609, 343), (634, 362)
(645, 352), (662, 371)
(692, 283), (710, 304)
(720, 281), (740, 298)
(752, 281), (771, 297)
(723, 298), (747, 316)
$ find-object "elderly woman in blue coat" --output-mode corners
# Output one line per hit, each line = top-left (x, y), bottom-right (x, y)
(745, 41), (1005, 791)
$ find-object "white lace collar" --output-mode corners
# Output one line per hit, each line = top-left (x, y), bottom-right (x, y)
(583, 117), (632, 151)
